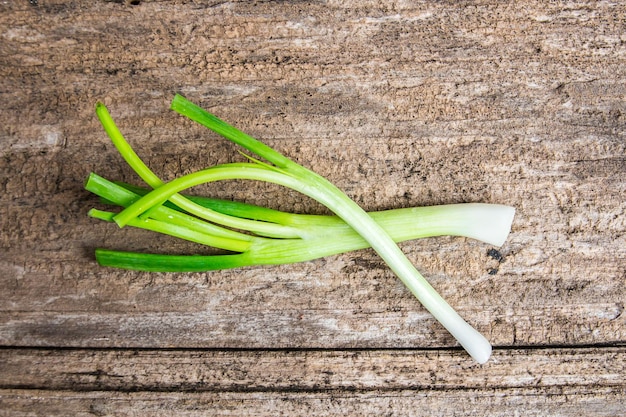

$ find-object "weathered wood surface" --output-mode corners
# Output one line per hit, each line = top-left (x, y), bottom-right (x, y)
(1, 0), (624, 415)
(1, 348), (624, 416)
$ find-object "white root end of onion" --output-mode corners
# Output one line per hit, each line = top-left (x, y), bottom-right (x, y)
(455, 203), (516, 247)
(454, 324), (493, 364)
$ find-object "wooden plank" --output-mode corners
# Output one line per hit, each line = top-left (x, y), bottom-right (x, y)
(1, 0), (625, 415)
(1, 348), (624, 416)
(1, 134), (624, 349)
(1, 348), (624, 391)
(0, 387), (624, 417)
(1, 303), (624, 349)
(1, 387), (624, 417)
(1, 0), (625, 351)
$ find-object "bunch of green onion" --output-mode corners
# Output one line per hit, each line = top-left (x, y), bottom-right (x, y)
(86, 95), (515, 363)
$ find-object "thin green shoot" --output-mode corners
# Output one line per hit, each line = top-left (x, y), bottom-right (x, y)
(96, 103), (304, 239)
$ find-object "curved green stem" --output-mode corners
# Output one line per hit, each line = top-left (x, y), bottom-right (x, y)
(86, 172), (254, 243)
(90, 209), (251, 253)
(96, 103), (304, 239)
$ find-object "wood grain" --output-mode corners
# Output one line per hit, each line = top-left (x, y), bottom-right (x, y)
(0, 0), (624, 415)
(2, 386), (623, 417)
(1, 347), (624, 391)
(1, 348), (624, 416)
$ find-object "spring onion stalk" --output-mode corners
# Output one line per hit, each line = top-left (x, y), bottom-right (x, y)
(86, 172), (514, 271)
(103, 181), (515, 247)
(87, 95), (516, 363)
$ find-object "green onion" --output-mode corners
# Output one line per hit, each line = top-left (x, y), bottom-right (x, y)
(87, 173), (514, 270)
(86, 95), (516, 363)
(102, 180), (515, 247)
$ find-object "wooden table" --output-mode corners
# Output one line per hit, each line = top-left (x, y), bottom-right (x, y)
(1, 1), (624, 415)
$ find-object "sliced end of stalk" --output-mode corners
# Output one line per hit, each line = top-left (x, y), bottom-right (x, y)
(456, 204), (515, 247)
(88, 208), (115, 222)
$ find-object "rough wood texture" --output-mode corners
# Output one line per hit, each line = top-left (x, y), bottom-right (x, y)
(1, 0), (624, 415)
(1, 348), (624, 416)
